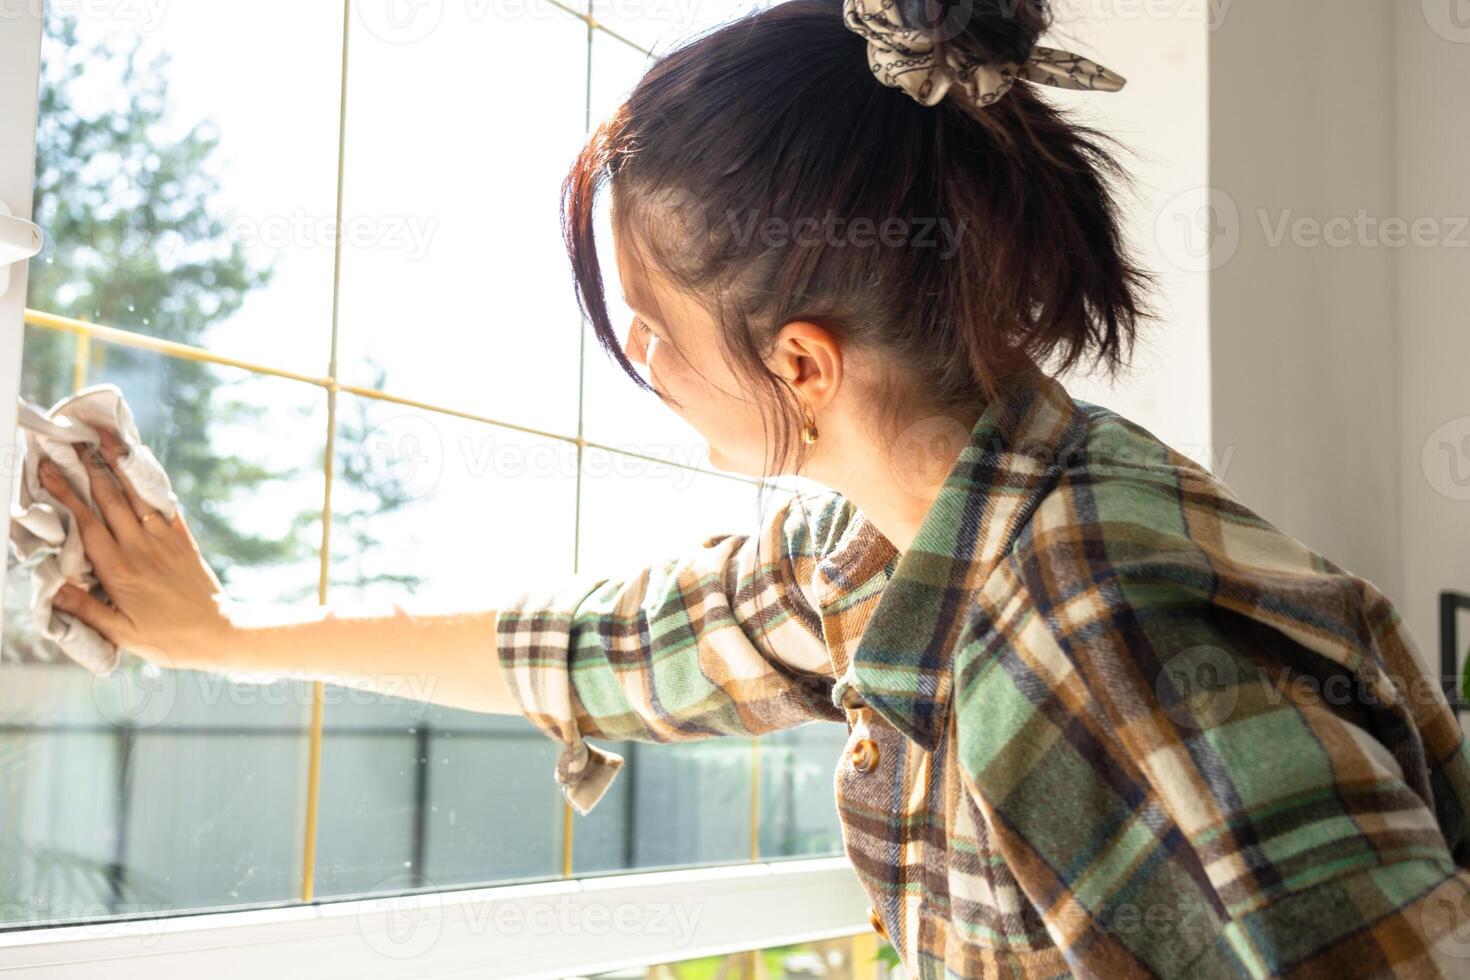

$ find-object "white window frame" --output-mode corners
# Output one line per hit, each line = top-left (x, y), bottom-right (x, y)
(0, 8), (875, 977)
(0, 1), (43, 580)
(0, 858), (872, 978)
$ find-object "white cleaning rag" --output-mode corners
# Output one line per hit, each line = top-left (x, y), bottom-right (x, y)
(9, 384), (179, 676)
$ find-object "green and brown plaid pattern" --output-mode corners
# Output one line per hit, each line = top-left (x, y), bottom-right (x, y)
(494, 486), (859, 813)
(497, 366), (1470, 978)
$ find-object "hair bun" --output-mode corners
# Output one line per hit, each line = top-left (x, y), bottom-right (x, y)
(891, 0), (1050, 66)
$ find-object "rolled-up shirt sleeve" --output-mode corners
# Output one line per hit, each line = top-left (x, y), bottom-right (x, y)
(495, 490), (851, 815)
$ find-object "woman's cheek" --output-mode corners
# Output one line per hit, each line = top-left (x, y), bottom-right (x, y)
(645, 346), (681, 407)
(645, 343), (665, 389)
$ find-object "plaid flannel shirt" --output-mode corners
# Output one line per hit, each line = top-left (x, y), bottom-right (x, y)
(496, 365), (1470, 978)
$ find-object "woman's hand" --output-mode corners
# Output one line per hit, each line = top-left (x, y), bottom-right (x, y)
(37, 427), (236, 672)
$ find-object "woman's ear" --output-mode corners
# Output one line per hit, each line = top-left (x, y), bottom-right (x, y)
(769, 320), (841, 407)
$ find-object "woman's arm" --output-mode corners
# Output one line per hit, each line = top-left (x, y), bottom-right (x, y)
(39, 427), (517, 714)
(494, 489), (854, 815)
(217, 600), (515, 715)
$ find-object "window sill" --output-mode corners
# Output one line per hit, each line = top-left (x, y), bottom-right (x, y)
(0, 856), (871, 979)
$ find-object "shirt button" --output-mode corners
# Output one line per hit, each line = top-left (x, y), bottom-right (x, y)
(840, 686), (867, 710)
(849, 737), (879, 772)
(867, 904), (889, 940)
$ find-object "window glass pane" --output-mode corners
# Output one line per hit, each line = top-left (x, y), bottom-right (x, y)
(2, 347), (327, 924)
(320, 394), (580, 606)
(0, 727), (119, 920)
(421, 712), (567, 885)
(7, 0), (862, 935)
(588, 28), (652, 129)
(758, 724), (847, 860)
(574, 738), (755, 875)
(576, 446), (762, 571)
(122, 728), (307, 908)
(589, 0), (769, 55)
(312, 396), (579, 898)
(27, 2), (344, 376)
(336, 2), (590, 436)
(313, 717), (418, 895)
(314, 698), (567, 896)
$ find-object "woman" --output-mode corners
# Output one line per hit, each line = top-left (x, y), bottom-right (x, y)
(39, 0), (1470, 975)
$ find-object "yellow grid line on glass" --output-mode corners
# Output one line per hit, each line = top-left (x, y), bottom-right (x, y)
(549, 0), (650, 55)
(23, 309), (760, 485)
(301, 0), (355, 904)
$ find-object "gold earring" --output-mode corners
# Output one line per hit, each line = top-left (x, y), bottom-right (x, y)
(801, 408), (819, 444)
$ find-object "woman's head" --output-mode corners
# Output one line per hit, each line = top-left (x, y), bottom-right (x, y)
(565, 0), (1154, 486)
(609, 211), (861, 478)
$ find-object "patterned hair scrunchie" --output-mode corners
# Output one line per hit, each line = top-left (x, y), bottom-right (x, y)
(841, 0), (1127, 108)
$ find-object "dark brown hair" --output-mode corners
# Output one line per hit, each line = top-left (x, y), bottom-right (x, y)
(562, 0), (1156, 609)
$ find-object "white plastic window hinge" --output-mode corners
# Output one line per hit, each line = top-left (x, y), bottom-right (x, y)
(0, 197), (44, 299)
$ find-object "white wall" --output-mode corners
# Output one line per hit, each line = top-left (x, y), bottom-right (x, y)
(1209, 0), (1469, 666)
(1209, 0), (1403, 600)
(1046, 0), (1213, 467)
(1394, 3), (1470, 668)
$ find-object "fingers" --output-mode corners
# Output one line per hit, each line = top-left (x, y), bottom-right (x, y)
(73, 439), (149, 548)
(37, 456), (125, 574)
(52, 582), (134, 648)
(96, 428), (162, 527)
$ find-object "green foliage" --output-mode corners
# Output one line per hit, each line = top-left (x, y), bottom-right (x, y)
(23, 11), (294, 591)
(11, 12), (425, 666)
(29, 17), (267, 350)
